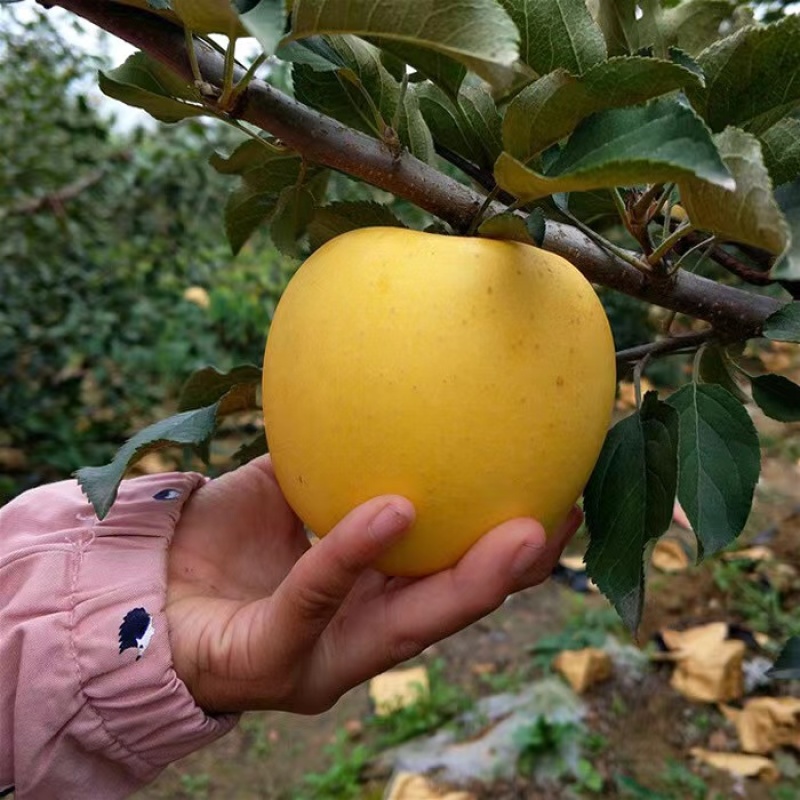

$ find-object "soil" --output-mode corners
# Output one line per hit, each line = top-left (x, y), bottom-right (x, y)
(136, 428), (800, 800)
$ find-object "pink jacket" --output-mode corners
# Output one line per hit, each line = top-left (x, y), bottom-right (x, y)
(0, 473), (239, 799)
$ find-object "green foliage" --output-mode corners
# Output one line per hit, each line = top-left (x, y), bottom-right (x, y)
(367, 660), (473, 748)
(0, 13), (289, 502)
(291, 730), (370, 800)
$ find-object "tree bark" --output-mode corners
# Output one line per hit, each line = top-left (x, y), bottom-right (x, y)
(44, 0), (787, 337)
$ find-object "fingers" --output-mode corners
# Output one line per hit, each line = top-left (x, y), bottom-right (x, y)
(267, 495), (415, 661)
(323, 507), (582, 691)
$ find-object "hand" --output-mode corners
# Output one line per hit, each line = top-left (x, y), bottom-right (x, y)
(165, 456), (582, 714)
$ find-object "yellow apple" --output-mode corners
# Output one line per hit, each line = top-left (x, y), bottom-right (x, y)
(262, 227), (616, 576)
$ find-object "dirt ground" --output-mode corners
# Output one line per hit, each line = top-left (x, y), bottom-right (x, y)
(135, 421), (800, 800)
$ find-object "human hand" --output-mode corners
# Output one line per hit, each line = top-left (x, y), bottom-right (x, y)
(165, 456), (582, 714)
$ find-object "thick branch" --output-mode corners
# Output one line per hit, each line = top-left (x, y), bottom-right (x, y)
(46, 0), (786, 337)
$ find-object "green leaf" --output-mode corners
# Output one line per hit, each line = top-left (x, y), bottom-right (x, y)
(211, 141), (320, 253)
(99, 51), (207, 124)
(495, 97), (732, 202)
(762, 301), (800, 343)
(590, 0), (638, 57)
(583, 392), (679, 631)
(650, 0), (747, 57)
(760, 118), (800, 188)
(170, 0), (247, 36)
(679, 126), (790, 258)
(768, 636), (800, 680)
(477, 213), (534, 244)
(697, 344), (747, 403)
(666, 383), (760, 558)
(270, 184), (316, 256)
(502, 56), (703, 162)
(771, 180), (800, 280)
(499, 0), (606, 75)
(178, 364), (262, 411)
(239, 0), (286, 55)
(307, 201), (407, 251)
(371, 40), (467, 98)
(276, 37), (345, 70)
(76, 404), (220, 519)
(692, 15), (800, 134)
(286, 0), (520, 91)
(751, 374), (800, 422)
(292, 35), (434, 163)
(526, 208), (546, 246)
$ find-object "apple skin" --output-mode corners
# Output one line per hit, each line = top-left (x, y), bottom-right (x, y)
(262, 227), (616, 576)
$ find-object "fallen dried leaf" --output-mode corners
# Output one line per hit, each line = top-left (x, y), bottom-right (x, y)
(661, 623), (745, 703)
(721, 698), (800, 754)
(617, 379), (654, 410)
(385, 772), (476, 800)
(183, 285), (211, 309)
(553, 647), (613, 694)
(651, 539), (690, 573)
(722, 546), (774, 562)
(690, 748), (779, 782)
(369, 667), (429, 717)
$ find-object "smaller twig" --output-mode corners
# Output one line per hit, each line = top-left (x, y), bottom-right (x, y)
(391, 70), (409, 133)
(218, 36), (240, 110)
(648, 222), (696, 266)
(611, 187), (629, 227)
(185, 27), (203, 87)
(227, 53), (267, 107)
(561, 208), (652, 273)
(615, 330), (717, 368)
(652, 183), (676, 221)
(633, 353), (652, 409)
(631, 183), (665, 224)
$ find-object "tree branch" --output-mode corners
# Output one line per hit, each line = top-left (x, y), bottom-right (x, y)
(44, 0), (786, 339)
(3, 167), (106, 217)
(615, 330), (717, 370)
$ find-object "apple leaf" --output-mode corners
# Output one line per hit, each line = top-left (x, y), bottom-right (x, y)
(750, 375), (800, 423)
(307, 201), (407, 251)
(239, 0), (286, 55)
(179, 365), (263, 412)
(286, 0), (519, 91)
(771, 180), (800, 281)
(768, 636), (800, 680)
(76, 404), (220, 519)
(292, 35), (434, 164)
(234, 432), (269, 465)
(495, 97), (732, 202)
(498, 0), (606, 76)
(477, 213), (534, 244)
(691, 15), (800, 135)
(211, 141), (324, 254)
(697, 344), (748, 403)
(270, 185), (316, 256)
(762, 301), (800, 343)
(502, 56), (703, 162)
(591, 0), (638, 56)
(583, 392), (679, 631)
(369, 40), (467, 98)
(276, 36), (346, 71)
(679, 127), (790, 259)
(99, 51), (207, 123)
(666, 383), (760, 559)
(760, 118), (800, 188)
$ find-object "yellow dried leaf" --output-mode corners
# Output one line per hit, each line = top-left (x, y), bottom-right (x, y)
(616, 379), (654, 410)
(721, 697), (800, 754)
(722, 546), (774, 562)
(558, 555), (586, 572)
(369, 667), (429, 716)
(553, 647), (613, 694)
(183, 285), (211, 309)
(661, 623), (744, 703)
(690, 748), (779, 782)
(651, 539), (690, 573)
(385, 772), (476, 800)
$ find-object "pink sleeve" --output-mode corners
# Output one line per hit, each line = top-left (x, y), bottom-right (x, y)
(0, 473), (239, 799)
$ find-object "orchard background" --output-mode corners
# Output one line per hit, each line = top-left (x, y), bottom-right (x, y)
(2, 0), (800, 796)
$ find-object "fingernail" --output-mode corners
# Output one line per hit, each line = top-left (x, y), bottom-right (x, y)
(369, 503), (413, 542)
(511, 538), (545, 578)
